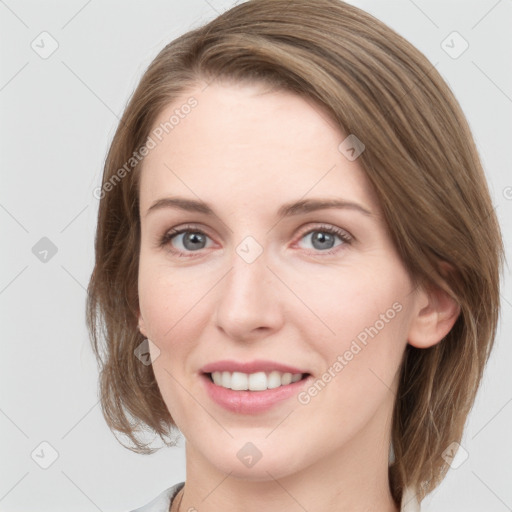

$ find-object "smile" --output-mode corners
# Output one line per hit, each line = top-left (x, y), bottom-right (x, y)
(208, 370), (306, 391)
(201, 371), (312, 414)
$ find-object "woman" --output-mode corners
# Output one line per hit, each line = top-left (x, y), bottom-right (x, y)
(86, 1), (503, 510)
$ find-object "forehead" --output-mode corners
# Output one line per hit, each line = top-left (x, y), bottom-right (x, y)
(139, 81), (378, 215)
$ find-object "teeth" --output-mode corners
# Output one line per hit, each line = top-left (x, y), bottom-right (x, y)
(210, 370), (304, 391)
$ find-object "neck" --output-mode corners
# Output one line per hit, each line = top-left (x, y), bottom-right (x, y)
(178, 406), (399, 512)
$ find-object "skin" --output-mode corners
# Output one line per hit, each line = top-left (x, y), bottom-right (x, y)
(137, 80), (459, 512)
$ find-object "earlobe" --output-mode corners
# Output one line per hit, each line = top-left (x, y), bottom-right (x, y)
(407, 281), (460, 349)
(138, 311), (148, 338)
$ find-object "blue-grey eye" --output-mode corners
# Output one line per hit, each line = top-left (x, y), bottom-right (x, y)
(298, 227), (350, 252)
(178, 231), (208, 251)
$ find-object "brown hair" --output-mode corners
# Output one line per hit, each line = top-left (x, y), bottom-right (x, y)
(86, 0), (503, 503)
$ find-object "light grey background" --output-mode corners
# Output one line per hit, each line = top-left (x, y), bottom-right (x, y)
(0, 1), (511, 511)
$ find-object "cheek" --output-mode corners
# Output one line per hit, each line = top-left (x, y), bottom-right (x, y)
(292, 261), (412, 382)
(289, 273), (410, 443)
(295, 260), (409, 334)
(138, 256), (211, 342)
(137, 259), (210, 426)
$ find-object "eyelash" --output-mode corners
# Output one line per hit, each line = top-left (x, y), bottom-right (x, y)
(159, 223), (353, 258)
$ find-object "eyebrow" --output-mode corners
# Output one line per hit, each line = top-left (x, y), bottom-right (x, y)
(145, 197), (372, 218)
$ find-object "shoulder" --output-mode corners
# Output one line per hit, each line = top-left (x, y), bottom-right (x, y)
(127, 481), (185, 512)
(401, 487), (421, 512)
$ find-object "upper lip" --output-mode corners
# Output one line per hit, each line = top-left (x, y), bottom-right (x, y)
(200, 359), (309, 375)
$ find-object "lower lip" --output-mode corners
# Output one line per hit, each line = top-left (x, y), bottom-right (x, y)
(201, 374), (311, 414)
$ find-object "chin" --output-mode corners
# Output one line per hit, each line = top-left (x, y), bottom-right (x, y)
(201, 442), (307, 481)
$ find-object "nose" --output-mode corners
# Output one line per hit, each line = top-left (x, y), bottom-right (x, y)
(214, 247), (285, 342)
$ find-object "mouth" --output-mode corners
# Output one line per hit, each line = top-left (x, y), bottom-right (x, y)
(199, 359), (313, 413)
(204, 370), (311, 391)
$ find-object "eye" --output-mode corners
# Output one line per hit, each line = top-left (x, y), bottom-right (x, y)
(296, 224), (352, 254)
(159, 225), (214, 256)
(159, 223), (353, 257)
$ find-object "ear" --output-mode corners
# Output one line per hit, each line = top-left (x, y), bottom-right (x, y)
(408, 277), (460, 349)
(138, 310), (149, 338)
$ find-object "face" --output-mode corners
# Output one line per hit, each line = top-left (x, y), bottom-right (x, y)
(137, 80), (423, 481)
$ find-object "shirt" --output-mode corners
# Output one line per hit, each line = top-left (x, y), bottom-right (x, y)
(128, 482), (421, 511)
